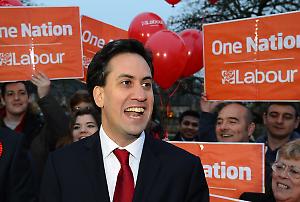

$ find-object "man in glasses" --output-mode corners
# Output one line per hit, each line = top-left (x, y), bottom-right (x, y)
(173, 110), (201, 141)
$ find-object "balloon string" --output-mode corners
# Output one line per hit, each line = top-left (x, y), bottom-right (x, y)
(159, 92), (163, 108)
(168, 80), (181, 98)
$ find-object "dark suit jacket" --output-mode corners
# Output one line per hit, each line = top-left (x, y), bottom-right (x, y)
(0, 127), (37, 202)
(40, 132), (209, 202)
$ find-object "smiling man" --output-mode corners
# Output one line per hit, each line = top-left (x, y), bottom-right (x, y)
(256, 102), (300, 193)
(40, 39), (209, 202)
(215, 102), (255, 143)
(173, 110), (201, 141)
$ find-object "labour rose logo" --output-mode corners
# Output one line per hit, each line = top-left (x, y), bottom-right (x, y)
(0, 141), (3, 157)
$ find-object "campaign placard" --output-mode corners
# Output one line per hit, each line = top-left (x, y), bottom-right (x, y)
(203, 11), (300, 100)
(81, 15), (127, 80)
(172, 142), (265, 202)
(0, 6), (83, 82)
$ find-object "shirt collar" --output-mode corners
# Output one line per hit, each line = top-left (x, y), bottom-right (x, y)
(99, 125), (145, 159)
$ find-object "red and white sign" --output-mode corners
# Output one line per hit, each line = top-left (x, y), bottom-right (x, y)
(0, 6), (83, 82)
(172, 142), (265, 201)
(81, 15), (127, 80)
(203, 11), (300, 100)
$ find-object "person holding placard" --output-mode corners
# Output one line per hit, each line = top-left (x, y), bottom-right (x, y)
(0, 71), (69, 185)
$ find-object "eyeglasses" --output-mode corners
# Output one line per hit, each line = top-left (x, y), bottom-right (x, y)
(271, 162), (300, 179)
(182, 120), (199, 128)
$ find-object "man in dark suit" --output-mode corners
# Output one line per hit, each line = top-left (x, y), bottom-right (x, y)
(0, 127), (37, 202)
(40, 39), (209, 202)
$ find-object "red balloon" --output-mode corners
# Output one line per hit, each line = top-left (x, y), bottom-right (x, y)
(0, 0), (23, 6)
(179, 29), (204, 78)
(128, 12), (166, 45)
(145, 30), (188, 89)
(209, 0), (218, 4)
(165, 0), (181, 6)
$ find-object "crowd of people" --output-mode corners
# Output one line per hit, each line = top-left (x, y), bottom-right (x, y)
(0, 39), (300, 202)
(171, 97), (300, 201)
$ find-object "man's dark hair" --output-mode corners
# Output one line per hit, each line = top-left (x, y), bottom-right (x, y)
(1, 81), (30, 98)
(86, 39), (153, 99)
(265, 102), (300, 117)
(218, 102), (254, 124)
(179, 110), (200, 123)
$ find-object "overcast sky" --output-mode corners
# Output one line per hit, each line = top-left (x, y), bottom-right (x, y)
(32, 0), (184, 30)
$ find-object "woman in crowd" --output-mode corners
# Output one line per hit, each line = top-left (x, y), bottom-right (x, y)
(69, 89), (94, 114)
(240, 139), (300, 202)
(271, 139), (300, 202)
(56, 108), (101, 148)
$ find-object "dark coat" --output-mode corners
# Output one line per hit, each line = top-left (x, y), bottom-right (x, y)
(0, 94), (69, 184)
(0, 127), (37, 202)
(40, 132), (209, 202)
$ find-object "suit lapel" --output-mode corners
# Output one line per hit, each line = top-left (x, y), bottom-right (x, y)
(81, 133), (110, 202)
(133, 135), (161, 202)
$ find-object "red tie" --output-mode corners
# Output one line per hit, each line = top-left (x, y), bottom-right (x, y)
(113, 149), (134, 202)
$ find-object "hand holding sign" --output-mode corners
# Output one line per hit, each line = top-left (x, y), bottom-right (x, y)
(31, 71), (50, 99)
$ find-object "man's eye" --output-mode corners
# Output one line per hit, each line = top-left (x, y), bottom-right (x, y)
(142, 82), (152, 89)
(121, 80), (131, 86)
(269, 113), (278, 118)
(19, 91), (27, 95)
(6, 92), (14, 96)
(283, 115), (293, 120)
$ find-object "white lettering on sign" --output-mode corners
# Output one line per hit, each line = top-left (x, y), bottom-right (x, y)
(21, 22), (72, 37)
(0, 26), (18, 38)
(211, 33), (300, 56)
(246, 33), (300, 52)
(0, 52), (65, 66)
(221, 69), (298, 84)
(203, 161), (251, 180)
(212, 40), (242, 55)
(82, 30), (106, 49)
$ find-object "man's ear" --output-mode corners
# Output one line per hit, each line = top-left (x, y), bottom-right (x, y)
(93, 86), (104, 108)
(0, 96), (5, 106)
(247, 122), (256, 138)
(263, 112), (267, 125)
(294, 116), (300, 129)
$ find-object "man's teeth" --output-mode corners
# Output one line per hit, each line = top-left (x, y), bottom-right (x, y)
(277, 183), (288, 189)
(222, 134), (232, 137)
(125, 107), (144, 113)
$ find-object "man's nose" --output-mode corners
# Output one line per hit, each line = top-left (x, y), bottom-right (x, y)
(276, 115), (284, 124)
(13, 93), (20, 100)
(132, 85), (147, 101)
(219, 122), (229, 130)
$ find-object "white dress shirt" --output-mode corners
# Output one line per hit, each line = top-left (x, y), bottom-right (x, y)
(99, 125), (145, 202)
